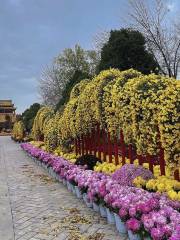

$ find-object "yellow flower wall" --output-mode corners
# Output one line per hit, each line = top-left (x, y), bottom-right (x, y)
(12, 121), (25, 140)
(32, 69), (180, 171)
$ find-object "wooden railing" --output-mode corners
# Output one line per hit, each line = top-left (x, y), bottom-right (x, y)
(74, 124), (179, 181)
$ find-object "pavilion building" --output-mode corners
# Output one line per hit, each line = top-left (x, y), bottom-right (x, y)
(0, 100), (16, 130)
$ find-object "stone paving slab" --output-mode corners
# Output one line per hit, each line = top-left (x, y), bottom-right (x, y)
(0, 136), (127, 240)
(0, 140), (15, 240)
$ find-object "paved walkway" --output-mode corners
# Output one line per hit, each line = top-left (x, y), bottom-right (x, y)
(0, 136), (127, 240)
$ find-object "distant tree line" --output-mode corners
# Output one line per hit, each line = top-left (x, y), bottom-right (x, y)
(21, 103), (41, 132)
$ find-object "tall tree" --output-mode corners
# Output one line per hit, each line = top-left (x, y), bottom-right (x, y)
(93, 30), (110, 55)
(22, 103), (41, 132)
(39, 44), (99, 106)
(39, 65), (67, 107)
(55, 70), (89, 111)
(128, 0), (180, 78)
(98, 29), (159, 74)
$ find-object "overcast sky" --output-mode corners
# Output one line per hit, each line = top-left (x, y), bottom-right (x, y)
(0, 0), (179, 113)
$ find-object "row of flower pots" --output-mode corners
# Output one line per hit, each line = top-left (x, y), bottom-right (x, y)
(30, 155), (149, 240)
(21, 143), (180, 240)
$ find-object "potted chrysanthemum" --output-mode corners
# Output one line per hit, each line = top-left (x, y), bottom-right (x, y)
(126, 218), (141, 240)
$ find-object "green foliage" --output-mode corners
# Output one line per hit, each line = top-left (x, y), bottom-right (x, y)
(55, 44), (99, 77)
(22, 103), (41, 132)
(55, 70), (89, 111)
(39, 44), (99, 107)
(98, 29), (159, 74)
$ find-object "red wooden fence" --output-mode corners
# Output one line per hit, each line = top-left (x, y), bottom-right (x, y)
(74, 125), (179, 181)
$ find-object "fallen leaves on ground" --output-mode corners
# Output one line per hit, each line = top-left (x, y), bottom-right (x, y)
(61, 214), (92, 224)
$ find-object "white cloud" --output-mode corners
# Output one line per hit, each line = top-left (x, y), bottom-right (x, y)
(167, 2), (175, 12)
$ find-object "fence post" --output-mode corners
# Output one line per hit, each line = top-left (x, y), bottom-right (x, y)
(87, 132), (90, 154)
(120, 130), (126, 165)
(77, 137), (79, 155)
(91, 129), (94, 156)
(97, 124), (101, 159)
(108, 132), (112, 163)
(114, 135), (119, 165)
(81, 134), (84, 156)
(85, 133), (88, 155)
(102, 129), (107, 161)
(92, 128), (96, 157)
(89, 130), (92, 155)
(75, 138), (78, 156)
(128, 144), (133, 164)
(147, 154), (154, 173)
(157, 128), (166, 176)
(138, 154), (143, 165)
(77, 137), (81, 155)
(174, 170), (180, 181)
(159, 147), (166, 176)
(90, 129), (93, 155)
(84, 135), (87, 155)
(79, 137), (82, 155)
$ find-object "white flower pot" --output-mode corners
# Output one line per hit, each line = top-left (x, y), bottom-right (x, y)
(48, 167), (52, 175)
(50, 168), (55, 177)
(106, 207), (115, 224)
(54, 173), (58, 180)
(72, 186), (76, 194)
(67, 181), (72, 191)
(93, 202), (100, 212)
(54, 172), (58, 180)
(53, 171), (57, 179)
(83, 194), (92, 208)
(57, 175), (62, 182)
(70, 183), (75, 192)
(75, 186), (83, 199)
(83, 193), (87, 202)
(62, 179), (67, 186)
(114, 213), (127, 234)
(128, 230), (141, 240)
(100, 205), (107, 218)
(67, 182), (74, 192)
